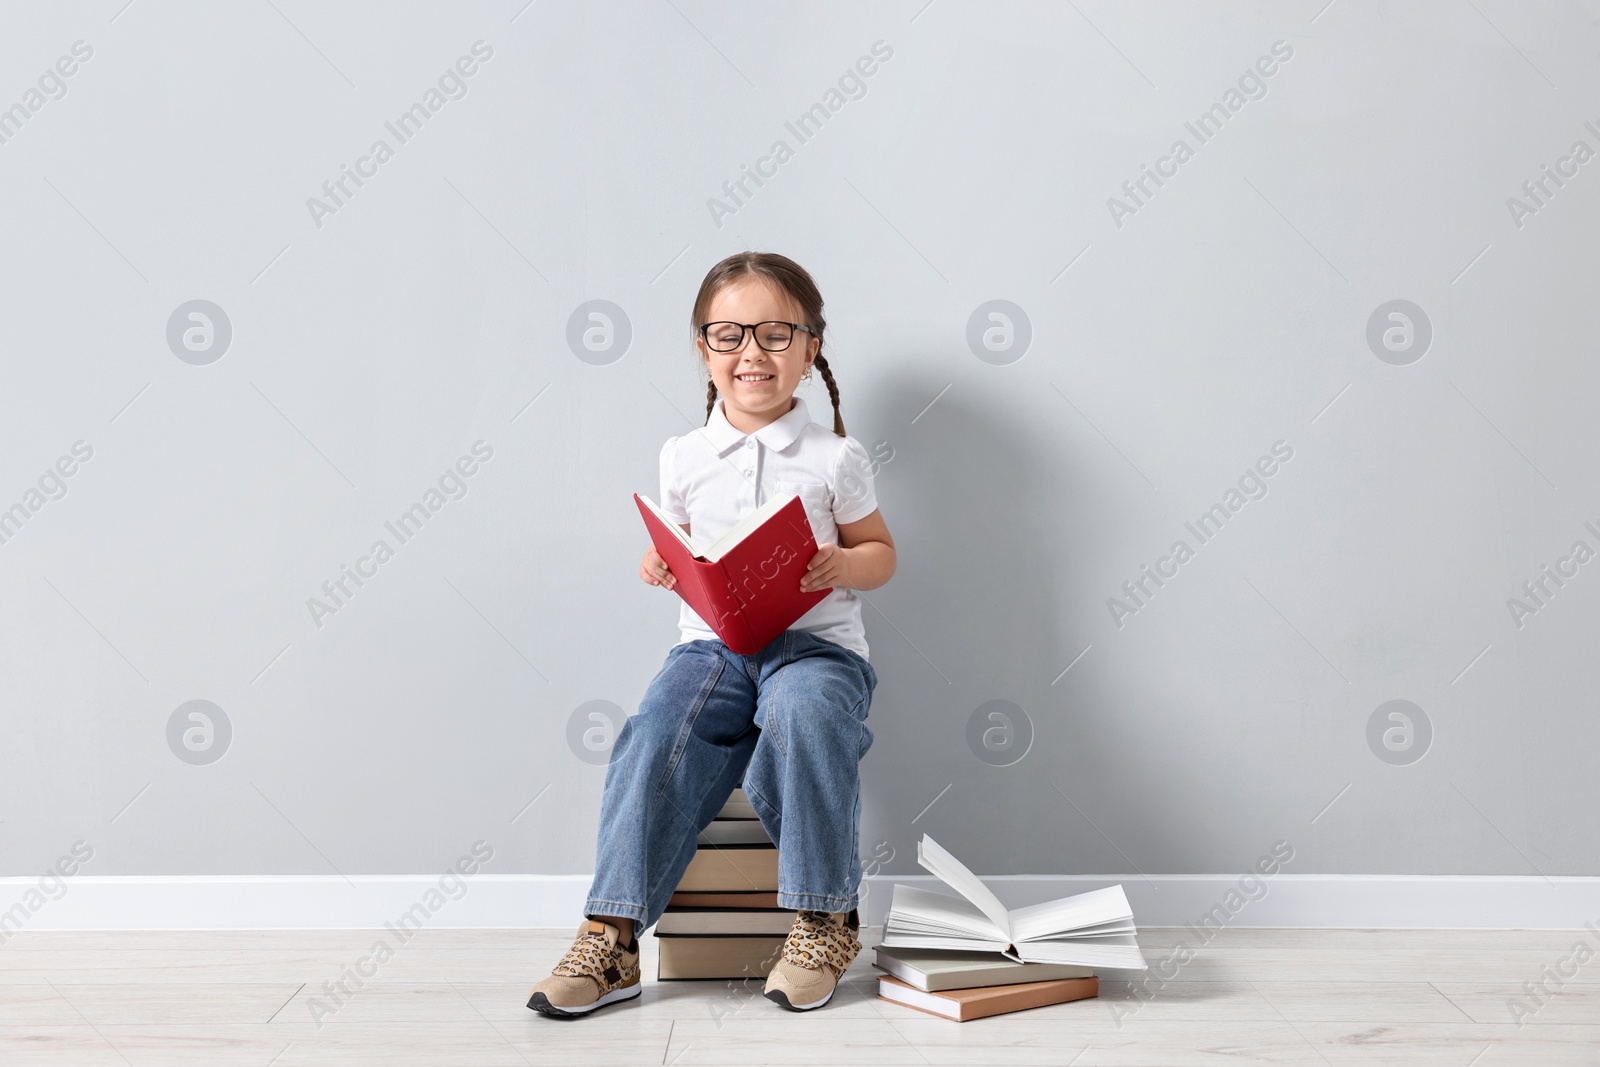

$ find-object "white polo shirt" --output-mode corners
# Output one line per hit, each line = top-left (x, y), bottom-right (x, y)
(658, 396), (881, 660)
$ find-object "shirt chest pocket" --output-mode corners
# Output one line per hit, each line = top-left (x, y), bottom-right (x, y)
(774, 479), (835, 546)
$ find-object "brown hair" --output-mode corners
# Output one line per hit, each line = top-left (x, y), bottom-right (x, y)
(691, 251), (846, 437)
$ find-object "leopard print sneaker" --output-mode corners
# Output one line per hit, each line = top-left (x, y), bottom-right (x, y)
(527, 918), (642, 1018)
(763, 907), (861, 1011)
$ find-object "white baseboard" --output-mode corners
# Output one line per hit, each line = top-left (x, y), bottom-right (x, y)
(3, 873), (1598, 934)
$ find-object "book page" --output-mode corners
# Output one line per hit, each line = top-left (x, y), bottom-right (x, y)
(637, 495), (700, 555)
(883, 883), (1007, 941)
(1014, 933), (1149, 969)
(701, 490), (797, 562)
(1008, 884), (1136, 944)
(916, 835), (1013, 942)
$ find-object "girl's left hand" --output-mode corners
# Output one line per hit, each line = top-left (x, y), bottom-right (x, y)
(801, 543), (849, 593)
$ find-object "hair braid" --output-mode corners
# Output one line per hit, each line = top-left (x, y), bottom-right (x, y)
(812, 354), (845, 437)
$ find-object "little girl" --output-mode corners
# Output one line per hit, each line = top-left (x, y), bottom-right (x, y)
(528, 251), (896, 1017)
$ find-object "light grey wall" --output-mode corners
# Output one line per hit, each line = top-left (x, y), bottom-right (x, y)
(2, 1), (1596, 889)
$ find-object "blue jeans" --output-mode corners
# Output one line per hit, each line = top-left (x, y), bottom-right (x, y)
(583, 629), (879, 933)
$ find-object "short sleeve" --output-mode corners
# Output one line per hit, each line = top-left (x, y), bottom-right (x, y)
(659, 437), (689, 524)
(832, 436), (879, 525)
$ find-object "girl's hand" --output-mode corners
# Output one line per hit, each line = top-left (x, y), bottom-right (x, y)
(801, 543), (850, 593)
(641, 545), (677, 590)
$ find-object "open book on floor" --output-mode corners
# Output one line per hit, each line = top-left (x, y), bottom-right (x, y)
(879, 834), (1149, 970)
(635, 491), (828, 655)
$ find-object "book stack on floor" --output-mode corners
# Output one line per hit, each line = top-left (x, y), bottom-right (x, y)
(874, 835), (1149, 1022)
(656, 788), (791, 980)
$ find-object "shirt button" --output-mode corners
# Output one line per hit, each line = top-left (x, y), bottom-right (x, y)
(743, 468), (753, 476)
(745, 440), (754, 449)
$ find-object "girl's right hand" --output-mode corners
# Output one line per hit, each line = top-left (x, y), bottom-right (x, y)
(641, 545), (677, 590)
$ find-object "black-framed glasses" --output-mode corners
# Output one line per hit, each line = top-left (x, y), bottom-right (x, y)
(698, 320), (814, 353)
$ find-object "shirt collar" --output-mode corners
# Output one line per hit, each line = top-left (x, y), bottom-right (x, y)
(700, 396), (812, 456)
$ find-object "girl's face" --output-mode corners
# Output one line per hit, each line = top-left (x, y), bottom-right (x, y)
(696, 276), (817, 426)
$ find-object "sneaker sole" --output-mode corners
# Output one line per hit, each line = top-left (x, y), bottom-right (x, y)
(764, 984), (834, 1011)
(527, 982), (641, 1018)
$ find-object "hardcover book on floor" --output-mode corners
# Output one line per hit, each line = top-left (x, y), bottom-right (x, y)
(872, 944), (1094, 992)
(876, 973), (1099, 1022)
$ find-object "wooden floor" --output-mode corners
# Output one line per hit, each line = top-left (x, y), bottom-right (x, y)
(2, 925), (1597, 1065)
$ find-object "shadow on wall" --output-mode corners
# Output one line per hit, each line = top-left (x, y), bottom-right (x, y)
(843, 367), (1138, 875)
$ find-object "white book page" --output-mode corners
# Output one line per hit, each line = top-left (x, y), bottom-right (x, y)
(699, 490), (798, 563)
(638, 495), (699, 554)
(1029, 917), (1137, 939)
(1008, 884), (1135, 944)
(1015, 933), (1149, 969)
(883, 883), (1007, 941)
(916, 836), (1013, 942)
(886, 934), (1012, 956)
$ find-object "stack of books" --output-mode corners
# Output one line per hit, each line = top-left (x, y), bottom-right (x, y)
(655, 788), (791, 980)
(873, 835), (1149, 1022)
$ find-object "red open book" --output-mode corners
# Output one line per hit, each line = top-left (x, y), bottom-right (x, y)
(635, 492), (830, 655)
